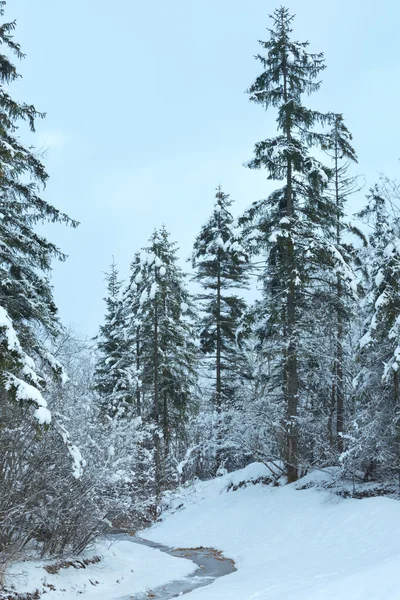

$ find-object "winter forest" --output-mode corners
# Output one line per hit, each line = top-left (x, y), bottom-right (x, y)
(2, 2), (400, 599)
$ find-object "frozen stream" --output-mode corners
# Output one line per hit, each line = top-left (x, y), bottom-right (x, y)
(111, 533), (236, 599)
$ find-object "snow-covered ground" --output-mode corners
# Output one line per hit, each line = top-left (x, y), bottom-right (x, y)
(6, 537), (195, 599)
(141, 463), (400, 599)
(6, 462), (400, 599)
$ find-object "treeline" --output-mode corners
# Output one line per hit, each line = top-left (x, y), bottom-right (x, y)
(93, 7), (400, 496)
(1, 1), (400, 577)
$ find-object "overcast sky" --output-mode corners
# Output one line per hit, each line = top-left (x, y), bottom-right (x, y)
(9, 0), (400, 335)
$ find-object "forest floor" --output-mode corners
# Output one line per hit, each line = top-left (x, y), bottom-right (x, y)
(5, 462), (400, 599)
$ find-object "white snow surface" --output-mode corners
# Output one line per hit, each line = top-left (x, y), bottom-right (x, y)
(0, 305), (22, 351)
(9, 463), (400, 599)
(149, 281), (158, 299)
(8, 538), (195, 600)
(139, 463), (400, 599)
(33, 405), (52, 425)
(67, 443), (86, 479)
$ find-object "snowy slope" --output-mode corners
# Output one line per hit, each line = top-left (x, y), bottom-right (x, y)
(140, 463), (400, 600)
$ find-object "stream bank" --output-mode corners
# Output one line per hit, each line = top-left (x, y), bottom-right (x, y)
(113, 534), (236, 599)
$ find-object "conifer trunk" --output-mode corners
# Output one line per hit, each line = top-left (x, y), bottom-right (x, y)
(136, 326), (141, 416)
(163, 387), (169, 458)
(216, 236), (222, 471)
(286, 182), (299, 483)
(335, 139), (344, 454)
(154, 307), (159, 424)
(283, 43), (299, 483)
(336, 294), (344, 454)
(153, 270), (161, 495)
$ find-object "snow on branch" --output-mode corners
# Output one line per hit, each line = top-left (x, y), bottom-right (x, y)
(0, 305), (53, 425)
(57, 422), (86, 479)
(4, 374), (52, 425)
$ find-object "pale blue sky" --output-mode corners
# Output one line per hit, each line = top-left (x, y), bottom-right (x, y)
(10, 0), (400, 334)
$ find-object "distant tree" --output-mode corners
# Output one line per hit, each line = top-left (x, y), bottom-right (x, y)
(192, 186), (249, 471)
(132, 227), (198, 490)
(94, 259), (133, 417)
(348, 184), (400, 480)
(123, 252), (145, 417)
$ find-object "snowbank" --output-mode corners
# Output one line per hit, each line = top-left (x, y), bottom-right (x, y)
(140, 462), (400, 599)
(6, 538), (195, 599)
(8, 463), (400, 599)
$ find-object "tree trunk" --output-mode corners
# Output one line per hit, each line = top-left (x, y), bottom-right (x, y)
(215, 225), (223, 472)
(283, 43), (299, 483)
(153, 269), (161, 496)
(286, 245), (299, 483)
(163, 386), (169, 458)
(136, 326), (141, 416)
(336, 304), (344, 454)
(154, 304), (159, 424)
(334, 136), (345, 455)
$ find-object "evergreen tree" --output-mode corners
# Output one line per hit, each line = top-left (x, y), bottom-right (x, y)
(349, 185), (400, 479)
(239, 7), (358, 480)
(192, 186), (249, 470)
(123, 252), (146, 417)
(131, 227), (198, 489)
(0, 3), (105, 561)
(94, 260), (133, 417)
(321, 115), (360, 454)
(0, 1), (77, 425)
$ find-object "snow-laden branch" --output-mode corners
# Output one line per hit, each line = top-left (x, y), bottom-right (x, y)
(0, 305), (51, 425)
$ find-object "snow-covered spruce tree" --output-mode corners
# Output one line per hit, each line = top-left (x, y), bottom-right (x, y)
(239, 8), (358, 481)
(347, 185), (400, 480)
(0, 1), (77, 423)
(114, 252), (160, 522)
(94, 259), (134, 417)
(192, 186), (250, 472)
(0, 1), (101, 568)
(134, 227), (198, 492)
(319, 115), (361, 456)
(123, 252), (145, 417)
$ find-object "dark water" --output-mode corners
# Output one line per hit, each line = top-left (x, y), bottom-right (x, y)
(110, 533), (236, 599)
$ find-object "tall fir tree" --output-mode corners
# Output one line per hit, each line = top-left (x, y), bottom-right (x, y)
(321, 115), (360, 454)
(192, 186), (249, 471)
(239, 7), (359, 480)
(0, 1), (77, 425)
